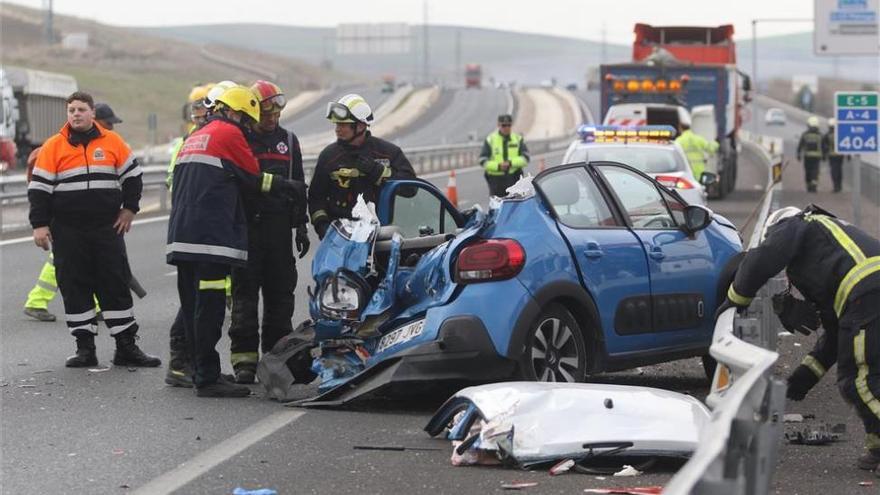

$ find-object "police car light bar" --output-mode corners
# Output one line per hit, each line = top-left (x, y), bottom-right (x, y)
(577, 125), (677, 143)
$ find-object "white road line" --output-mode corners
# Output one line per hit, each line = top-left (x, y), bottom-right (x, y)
(0, 215), (170, 247)
(132, 409), (306, 495)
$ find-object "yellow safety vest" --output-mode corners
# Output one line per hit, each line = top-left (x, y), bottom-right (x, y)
(484, 131), (526, 176)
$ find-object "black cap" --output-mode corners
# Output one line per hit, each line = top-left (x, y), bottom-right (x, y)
(497, 114), (513, 124)
(95, 103), (122, 124)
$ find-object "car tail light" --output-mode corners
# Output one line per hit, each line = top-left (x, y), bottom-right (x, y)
(655, 175), (695, 190)
(456, 239), (525, 283)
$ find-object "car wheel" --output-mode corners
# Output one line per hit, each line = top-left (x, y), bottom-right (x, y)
(520, 304), (587, 383)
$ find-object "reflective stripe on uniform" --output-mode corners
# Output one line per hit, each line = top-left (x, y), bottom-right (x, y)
(56, 165), (117, 180)
(119, 164), (143, 184)
(311, 210), (328, 222)
(35, 280), (56, 292)
(806, 215), (880, 316)
(199, 279), (227, 291)
(27, 181), (54, 193)
(54, 180), (121, 192)
(66, 308), (97, 322)
(261, 173), (273, 193)
(166, 242), (248, 261)
(727, 284), (753, 306)
(31, 167), (56, 181)
(802, 355), (827, 379)
(176, 153), (223, 168)
(854, 329), (880, 419)
(231, 352), (259, 366)
(68, 323), (98, 335)
(107, 320), (136, 336)
(375, 165), (391, 185)
(101, 309), (134, 319)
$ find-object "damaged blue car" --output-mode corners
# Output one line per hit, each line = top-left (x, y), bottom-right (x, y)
(258, 161), (743, 406)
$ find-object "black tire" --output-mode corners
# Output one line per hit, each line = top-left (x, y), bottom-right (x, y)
(519, 303), (588, 383)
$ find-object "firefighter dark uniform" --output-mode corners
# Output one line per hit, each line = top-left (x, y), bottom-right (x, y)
(28, 121), (159, 367)
(308, 132), (415, 238)
(724, 205), (880, 466)
(797, 124), (823, 192)
(480, 124), (530, 197)
(228, 126), (307, 375)
(823, 124), (847, 193)
(167, 115), (303, 394)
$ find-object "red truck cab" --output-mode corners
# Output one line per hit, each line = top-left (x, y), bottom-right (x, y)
(632, 24), (736, 65)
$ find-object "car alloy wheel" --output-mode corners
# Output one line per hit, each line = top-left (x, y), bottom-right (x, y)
(522, 304), (587, 383)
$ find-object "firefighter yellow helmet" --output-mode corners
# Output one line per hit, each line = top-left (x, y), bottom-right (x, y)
(188, 84), (214, 104)
(215, 85), (261, 122)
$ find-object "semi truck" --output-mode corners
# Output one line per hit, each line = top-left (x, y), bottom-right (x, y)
(599, 24), (751, 198)
(465, 64), (482, 89)
(2, 66), (78, 169)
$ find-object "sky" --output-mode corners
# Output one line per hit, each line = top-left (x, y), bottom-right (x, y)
(5, 0), (819, 44)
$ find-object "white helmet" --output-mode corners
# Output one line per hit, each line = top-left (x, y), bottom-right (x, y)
(204, 80), (237, 109)
(828, 117), (837, 127)
(760, 206), (801, 243)
(326, 93), (374, 125)
(807, 116), (820, 128)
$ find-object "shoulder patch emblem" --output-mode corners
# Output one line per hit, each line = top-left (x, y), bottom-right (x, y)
(276, 141), (288, 154)
(93, 148), (105, 161)
(181, 134), (210, 153)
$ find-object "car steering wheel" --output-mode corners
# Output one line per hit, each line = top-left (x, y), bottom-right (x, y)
(641, 215), (675, 228)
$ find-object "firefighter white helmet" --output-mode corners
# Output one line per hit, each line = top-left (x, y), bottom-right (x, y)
(326, 93), (374, 125)
(760, 206), (801, 243)
(204, 80), (237, 109)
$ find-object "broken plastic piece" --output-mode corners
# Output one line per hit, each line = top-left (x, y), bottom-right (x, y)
(232, 489), (278, 495)
(583, 487), (663, 495)
(613, 465), (643, 477)
(784, 414), (804, 423)
(501, 481), (538, 490)
(88, 367), (111, 373)
(550, 458), (575, 475)
(858, 481), (874, 487)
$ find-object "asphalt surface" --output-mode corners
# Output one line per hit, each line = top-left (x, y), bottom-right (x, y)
(3, 94), (873, 494)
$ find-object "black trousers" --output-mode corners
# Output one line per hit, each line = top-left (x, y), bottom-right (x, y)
(803, 158), (820, 191)
(52, 221), (137, 337)
(168, 308), (187, 370)
(485, 170), (523, 197)
(829, 156), (844, 191)
(837, 316), (880, 451)
(229, 215), (296, 368)
(176, 261), (229, 387)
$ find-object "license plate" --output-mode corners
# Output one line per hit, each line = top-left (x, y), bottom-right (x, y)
(376, 319), (425, 354)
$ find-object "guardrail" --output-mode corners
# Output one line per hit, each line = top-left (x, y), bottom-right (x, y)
(664, 130), (786, 494)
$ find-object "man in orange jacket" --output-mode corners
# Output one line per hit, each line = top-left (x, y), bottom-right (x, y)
(28, 91), (160, 368)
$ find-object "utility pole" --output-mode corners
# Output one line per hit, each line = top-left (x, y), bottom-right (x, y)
(43, 0), (54, 44)
(422, 0), (429, 84)
(751, 18), (813, 94)
(455, 28), (462, 87)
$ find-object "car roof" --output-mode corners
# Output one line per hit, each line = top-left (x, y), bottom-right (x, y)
(571, 141), (679, 151)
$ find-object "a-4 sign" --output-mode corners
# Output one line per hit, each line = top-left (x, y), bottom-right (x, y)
(835, 91), (879, 154)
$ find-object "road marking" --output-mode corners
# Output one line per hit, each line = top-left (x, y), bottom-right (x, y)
(132, 409), (306, 495)
(0, 215), (170, 247)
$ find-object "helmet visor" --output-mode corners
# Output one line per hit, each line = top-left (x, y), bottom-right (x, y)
(260, 94), (287, 112)
(326, 102), (356, 123)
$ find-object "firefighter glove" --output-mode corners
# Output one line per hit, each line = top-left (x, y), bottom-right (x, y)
(295, 225), (310, 259)
(786, 364), (820, 401)
(314, 219), (330, 240)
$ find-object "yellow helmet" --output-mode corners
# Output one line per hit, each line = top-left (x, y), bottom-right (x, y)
(188, 83), (214, 103)
(215, 85), (261, 122)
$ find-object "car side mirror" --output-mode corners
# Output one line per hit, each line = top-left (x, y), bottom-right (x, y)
(699, 172), (718, 186)
(683, 204), (713, 234)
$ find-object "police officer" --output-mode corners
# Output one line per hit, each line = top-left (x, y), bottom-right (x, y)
(675, 121), (718, 182)
(823, 118), (849, 193)
(797, 116), (824, 192)
(719, 205), (880, 473)
(480, 114), (529, 197)
(167, 85), (305, 398)
(227, 80), (308, 384)
(308, 93), (416, 239)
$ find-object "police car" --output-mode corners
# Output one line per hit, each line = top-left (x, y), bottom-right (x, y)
(562, 125), (709, 206)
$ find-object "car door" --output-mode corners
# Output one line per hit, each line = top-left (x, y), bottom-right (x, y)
(536, 165), (655, 356)
(377, 179), (464, 235)
(595, 164), (716, 349)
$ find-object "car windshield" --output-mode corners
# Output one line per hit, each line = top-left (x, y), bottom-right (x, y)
(567, 146), (685, 174)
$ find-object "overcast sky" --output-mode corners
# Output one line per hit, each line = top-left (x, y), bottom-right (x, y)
(7, 0), (818, 44)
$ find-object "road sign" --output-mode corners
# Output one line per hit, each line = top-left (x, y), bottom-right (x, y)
(815, 0), (880, 55)
(835, 91), (879, 154)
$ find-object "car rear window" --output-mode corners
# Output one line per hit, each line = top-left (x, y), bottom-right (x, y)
(567, 147), (685, 174)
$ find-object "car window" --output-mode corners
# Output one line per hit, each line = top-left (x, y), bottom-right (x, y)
(390, 186), (446, 238)
(537, 167), (617, 228)
(565, 146), (684, 173)
(659, 187), (685, 225)
(598, 165), (676, 229)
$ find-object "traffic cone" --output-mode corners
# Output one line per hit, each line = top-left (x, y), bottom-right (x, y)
(538, 158), (547, 172)
(446, 170), (458, 208)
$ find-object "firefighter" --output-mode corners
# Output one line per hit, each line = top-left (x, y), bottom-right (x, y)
(308, 93), (416, 239)
(28, 91), (160, 368)
(163, 83), (217, 388)
(718, 205), (880, 474)
(167, 85), (306, 398)
(823, 118), (849, 193)
(675, 121), (717, 182)
(797, 116), (824, 192)
(480, 114), (530, 197)
(227, 80), (309, 384)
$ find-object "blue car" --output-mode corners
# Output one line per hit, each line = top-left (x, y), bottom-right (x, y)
(268, 160), (743, 405)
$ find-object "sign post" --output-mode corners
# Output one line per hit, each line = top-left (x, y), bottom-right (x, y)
(835, 91), (879, 226)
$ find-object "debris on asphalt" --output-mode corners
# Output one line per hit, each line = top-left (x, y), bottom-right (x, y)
(583, 486), (663, 494)
(112, 449), (125, 455)
(550, 459), (575, 476)
(183, 417), (194, 420)
(17, 384), (36, 388)
(613, 465), (643, 477)
(119, 484), (130, 489)
(353, 445), (443, 452)
(858, 480), (874, 487)
(785, 423), (847, 445)
(501, 481), (539, 490)
(232, 488), (278, 495)
(127, 367), (137, 372)
(32, 369), (54, 374)
(784, 414), (804, 423)
(88, 367), (111, 373)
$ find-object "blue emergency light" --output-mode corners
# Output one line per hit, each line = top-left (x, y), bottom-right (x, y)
(578, 125), (677, 143)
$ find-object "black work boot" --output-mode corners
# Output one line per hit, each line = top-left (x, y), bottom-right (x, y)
(233, 364), (257, 384)
(164, 347), (193, 388)
(66, 332), (98, 367)
(857, 449), (880, 471)
(196, 376), (251, 398)
(112, 329), (161, 367)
